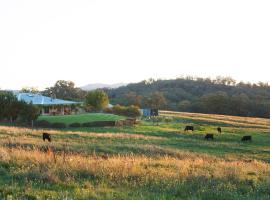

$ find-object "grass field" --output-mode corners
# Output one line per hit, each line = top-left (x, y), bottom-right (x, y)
(0, 111), (270, 199)
(37, 113), (125, 125)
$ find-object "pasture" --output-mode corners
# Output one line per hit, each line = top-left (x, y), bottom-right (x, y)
(0, 111), (270, 199)
(37, 113), (125, 125)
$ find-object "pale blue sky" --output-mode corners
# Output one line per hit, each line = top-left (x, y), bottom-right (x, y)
(0, 0), (270, 89)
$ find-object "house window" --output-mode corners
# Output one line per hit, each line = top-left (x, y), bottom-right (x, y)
(44, 107), (49, 114)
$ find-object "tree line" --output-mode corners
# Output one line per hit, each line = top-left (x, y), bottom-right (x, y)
(9, 76), (270, 118)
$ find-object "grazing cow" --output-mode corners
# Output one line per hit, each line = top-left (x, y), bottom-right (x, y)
(205, 134), (214, 140)
(241, 135), (252, 142)
(184, 126), (194, 131)
(43, 132), (51, 142)
(217, 127), (222, 133)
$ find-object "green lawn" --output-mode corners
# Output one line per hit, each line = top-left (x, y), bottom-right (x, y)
(37, 113), (125, 125)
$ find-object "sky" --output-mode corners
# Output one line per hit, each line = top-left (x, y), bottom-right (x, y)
(0, 0), (270, 90)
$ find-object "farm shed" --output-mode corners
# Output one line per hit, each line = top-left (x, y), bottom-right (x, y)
(140, 108), (159, 117)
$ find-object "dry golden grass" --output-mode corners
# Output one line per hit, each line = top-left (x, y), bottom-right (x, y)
(0, 126), (163, 141)
(1, 146), (269, 185)
(160, 110), (270, 129)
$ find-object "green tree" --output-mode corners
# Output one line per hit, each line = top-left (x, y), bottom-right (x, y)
(85, 90), (109, 111)
(142, 92), (167, 109)
(19, 103), (40, 125)
(43, 80), (86, 101)
(0, 91), (21, 122)
(21, 87), (39, 94)
(230, 93), (251, 116)
(0, 91), (10, 119)
(200, 91), (230, 114)
(124, 92), (142, 107)
(214, 76), (236, 86)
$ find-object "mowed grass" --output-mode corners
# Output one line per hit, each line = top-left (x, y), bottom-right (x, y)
(0, 111), (270, 199)
(37, 113), (125, 125)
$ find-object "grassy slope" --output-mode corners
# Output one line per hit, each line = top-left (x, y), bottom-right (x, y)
(37, 113), (125, 125)
(0, 111), (270, 199)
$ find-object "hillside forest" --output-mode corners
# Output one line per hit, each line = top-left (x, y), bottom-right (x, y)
(106, 76), (270, 118)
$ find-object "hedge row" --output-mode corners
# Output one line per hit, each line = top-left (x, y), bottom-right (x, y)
(35, 120), (117, 128)
(35, 118), (139, 129)
(81, 121), (116, 127)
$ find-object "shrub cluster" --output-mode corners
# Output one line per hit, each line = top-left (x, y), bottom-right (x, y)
(115, 118), (139, 126)
(104, 105), (141, 118)
(142, 116), (174, 125)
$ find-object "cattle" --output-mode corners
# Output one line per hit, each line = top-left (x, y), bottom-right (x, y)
(43, 132), (51, 142)
(205, 134), (214, 140)
(241, 135), (252, 142)
(217, 127), (222, 133)
(184, 126), (194, 131)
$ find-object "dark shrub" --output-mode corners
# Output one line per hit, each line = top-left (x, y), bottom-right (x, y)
(81, 122), (92, 127)
(115, 120), (125, 126)
(105, 105), (141, 118)
(110, 104), (124, 115)
(103, 107), (112, 114)
(82, 121), (116, 127)
(94, 121), (116, 127)
(69, 122), (81, 128)
(50, 122), (66, 129)
(124, 106), (141, 117)
(125, 118), (137, 125)
(35, 120), (51, 128)
(115, 118), (140, 126)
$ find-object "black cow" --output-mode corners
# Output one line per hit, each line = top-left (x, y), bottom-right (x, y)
(205, 134), (214, 140)
(43, 132), (51, 142)
(184, 126), (194, 131)
(217, 127), (222, 133)
(241, 135), (252, 142)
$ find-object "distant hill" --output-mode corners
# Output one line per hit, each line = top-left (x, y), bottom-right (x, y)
(107, 77), (270, 118)
(81, 83), (127, 91)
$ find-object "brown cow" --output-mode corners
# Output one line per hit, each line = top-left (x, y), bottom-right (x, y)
(241, 135), (252, 142)
(184, 126), (194, 131)
(205, 134), (214, 140)
(43, 132), (51, 142)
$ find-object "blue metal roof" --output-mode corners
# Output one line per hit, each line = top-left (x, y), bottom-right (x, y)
(14, 92), (80, 106)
